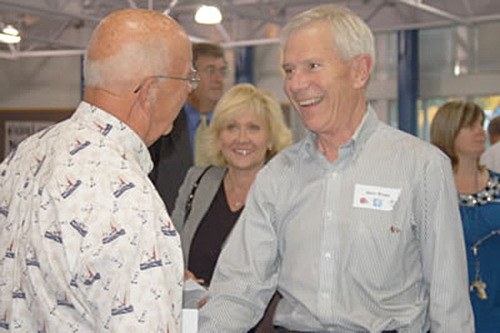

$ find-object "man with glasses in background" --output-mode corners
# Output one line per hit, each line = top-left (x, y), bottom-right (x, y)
(0, 9), (197, 332)
(149, 42), (228, 212)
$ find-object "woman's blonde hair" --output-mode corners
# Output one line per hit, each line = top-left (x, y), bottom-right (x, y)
(205, 83), (292, 167)
(430, 100), (485, 170)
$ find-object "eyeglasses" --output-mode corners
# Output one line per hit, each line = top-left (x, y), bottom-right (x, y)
(133, 69), (200, 93)
(198, 66), (228, 78)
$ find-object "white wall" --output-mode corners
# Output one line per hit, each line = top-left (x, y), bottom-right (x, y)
(253, 41), (500, 103)
(2, 45), (500, 110)
(2, 22), (500, 135)
(0, 55), (81, 109)
(253, 44), (307, 140)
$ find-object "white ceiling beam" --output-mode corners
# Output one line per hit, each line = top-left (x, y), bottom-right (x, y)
(221, 4), (284, 25)
(0, 49), (83, 59)
(215, 24), (232, 42)
(163, 0), (178, 14)
(222, 37), (279, 48)
(394, 0), (468, 25)
(0, 0), (101, 23)
(469, 13), (500, 24)
(7, 42), (16, 53)
(460, 0), (474, 17)
(23, 35), (84, 48)
(126, 0), (138, 9)
(0, 33), (212, 58)
(364, 2), (389, 23)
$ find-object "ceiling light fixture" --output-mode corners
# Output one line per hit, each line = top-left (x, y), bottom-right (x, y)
(0, 24), (21, 44)
(195, 5), (222, 24)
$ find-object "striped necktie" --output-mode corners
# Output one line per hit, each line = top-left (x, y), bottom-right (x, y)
(194, 114), (209, 166)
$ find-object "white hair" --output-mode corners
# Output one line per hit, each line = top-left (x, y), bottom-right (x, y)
(281, 4), (375, 66)
(84, 40), (168, 89)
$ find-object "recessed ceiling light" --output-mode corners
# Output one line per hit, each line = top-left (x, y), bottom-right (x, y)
(195, 5), (222, 25)
(3, 25), (19, 36)
(0, 24), (21, 44)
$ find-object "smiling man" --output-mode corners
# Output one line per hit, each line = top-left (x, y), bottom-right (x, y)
(199, 4), (474, 333)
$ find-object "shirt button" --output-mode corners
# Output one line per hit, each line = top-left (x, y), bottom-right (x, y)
(326, 212), (332, 219)
(325, 252), (332, 259)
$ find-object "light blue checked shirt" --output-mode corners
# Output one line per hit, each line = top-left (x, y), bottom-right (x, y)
(199, 106), (474, 333)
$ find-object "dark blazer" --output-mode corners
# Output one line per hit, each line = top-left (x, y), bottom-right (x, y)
(149, 108), (193, 213)
(171, 166), (226, 264)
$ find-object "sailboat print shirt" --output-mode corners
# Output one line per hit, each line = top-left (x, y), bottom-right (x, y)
(0, 101), (183, 332)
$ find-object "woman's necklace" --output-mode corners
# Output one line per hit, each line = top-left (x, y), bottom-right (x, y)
(232, 199), (243, 209)
(470, 230), (500, 300)
(459, 171), (500, 206)
(224, 175), (248, 211)
(460, 170), (500, 300)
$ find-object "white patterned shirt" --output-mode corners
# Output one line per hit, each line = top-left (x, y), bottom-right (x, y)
(199, 106), (474, 333)
(0, 101), (183, 333)
(481, 141), (500, 173)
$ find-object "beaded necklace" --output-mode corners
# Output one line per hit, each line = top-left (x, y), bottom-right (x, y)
(459, 172), (500, 300)
(459, 173), (500, 206)
(469, 230), (500, 300)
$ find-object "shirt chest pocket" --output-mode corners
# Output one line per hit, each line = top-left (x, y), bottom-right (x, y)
(345, 207), (419, 290)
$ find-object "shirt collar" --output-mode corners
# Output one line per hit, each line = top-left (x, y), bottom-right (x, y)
(352, 104), (378, 149)
(303, 104), (379, 158)
(74, 101), (153, 174)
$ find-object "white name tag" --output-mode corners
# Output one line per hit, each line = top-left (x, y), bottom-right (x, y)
(182, 308), (198, 333)
(353, 184), (401, 211)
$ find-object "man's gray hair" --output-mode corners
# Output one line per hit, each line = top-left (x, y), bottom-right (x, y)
(84, 40), (168, 89)
(281, 4), (375, 66)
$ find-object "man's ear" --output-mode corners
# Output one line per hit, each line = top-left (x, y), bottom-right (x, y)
(351, 54), (372, 89)
(132, 79), (158, 140)
(136, 79), (157, 113)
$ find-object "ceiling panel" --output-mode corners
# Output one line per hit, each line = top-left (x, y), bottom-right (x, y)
(1, 0), (500, 58)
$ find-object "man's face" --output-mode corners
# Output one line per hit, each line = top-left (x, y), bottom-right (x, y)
(192, 55), (227, 107)
(282, 21), (360, 136)
(150, 42), (194, 140)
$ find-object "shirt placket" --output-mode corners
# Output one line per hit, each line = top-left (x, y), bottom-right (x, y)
(317, 146), (352, 325)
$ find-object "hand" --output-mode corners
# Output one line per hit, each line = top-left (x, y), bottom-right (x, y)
(184, 270), (205, 285)
(197, 295), (208, 308)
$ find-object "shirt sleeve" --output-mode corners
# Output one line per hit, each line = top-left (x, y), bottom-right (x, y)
(198, 168), (280, 332)
(416, 154), (475, 332)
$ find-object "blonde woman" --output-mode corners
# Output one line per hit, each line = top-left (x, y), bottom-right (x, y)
(172, 83), (291, 285)
(171, 83), (291, 331)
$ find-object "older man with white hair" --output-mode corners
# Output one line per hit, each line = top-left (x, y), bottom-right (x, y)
(0, 9), (197, 332)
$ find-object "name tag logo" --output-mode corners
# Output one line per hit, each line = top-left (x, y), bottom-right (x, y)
(353, 184), (401, 211)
